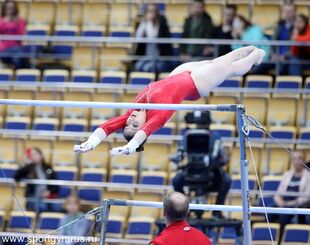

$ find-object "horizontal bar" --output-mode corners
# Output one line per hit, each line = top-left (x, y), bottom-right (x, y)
(0, 81), (309, 95)
(0, 99), (238, 112)
(1, 35), (310, 46)
(0, 129), (182, 141)
(111, 199), (310, 215)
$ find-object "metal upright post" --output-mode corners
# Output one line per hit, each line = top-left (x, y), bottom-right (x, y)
(236, 105), (252, 245)
(100, 199), (111, 245)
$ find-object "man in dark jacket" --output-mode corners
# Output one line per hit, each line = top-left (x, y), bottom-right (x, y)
(180, 0), (213, 62)
(212, 4), (237, 56)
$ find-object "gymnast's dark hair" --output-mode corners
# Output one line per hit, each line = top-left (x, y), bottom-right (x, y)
(123, 132), (146, 152)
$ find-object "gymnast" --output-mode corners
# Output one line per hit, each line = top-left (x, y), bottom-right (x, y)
(74, 46), (265, 156)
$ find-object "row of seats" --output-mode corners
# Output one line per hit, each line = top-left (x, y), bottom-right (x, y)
(14, 0), (310, 31)
(1, 190), (310, 243)
(1, 68), (310, 89)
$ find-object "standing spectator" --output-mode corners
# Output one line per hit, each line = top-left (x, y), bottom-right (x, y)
(180, 0), (213, 62)
(231, 15), (271, 73)
(150, 192), (212, 245)
(134, 4), (172, 73)
(272, 3), (296, 65)
(212, 4), (237, 56)
(59, 195), (90, 245)
(289, 14), (310, 75)
(0, 0), (27, 68)
(14, 147), (60, 212)
(272, 151), (310, 237)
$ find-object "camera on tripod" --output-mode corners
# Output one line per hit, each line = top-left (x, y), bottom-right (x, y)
(171, 111), (216, 198)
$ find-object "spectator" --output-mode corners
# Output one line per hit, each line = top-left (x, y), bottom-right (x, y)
(272, 151), (310, 236)
(288, 14), (310, 75)
(14, 147), (60, 212)
(150, 192), (212, 245)
(59, 195), (90, 245)
(231, 15), (271, 73)
(0, 0), (27, 68)
(180, 0), (213, 62)
(272, 2), (296, 66)
(134, 4), (172, 73)
(212, 4), (237, 56)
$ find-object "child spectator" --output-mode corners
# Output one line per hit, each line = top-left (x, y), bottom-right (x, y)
(59, 195), (91, 245)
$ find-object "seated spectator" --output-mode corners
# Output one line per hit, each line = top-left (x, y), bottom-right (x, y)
(59, 194), (90, 245)
(212, 4), (237, 56)
(231, 15), (271, 74)
(272, 151), (310, 237)
(134, 3), (172, 73)
(0, 0), (28, 68)
(150, 192), (212, 245)
(272, 2), (296, 73)
(14, 147), (60, 212)
(289, 14), (310, 75)
(180, 0), (213, 62)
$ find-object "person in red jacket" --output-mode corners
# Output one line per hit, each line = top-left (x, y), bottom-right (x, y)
(289, 14), (310, 75)
(150, 192), (211, 245)
(74, 46), (265, 156)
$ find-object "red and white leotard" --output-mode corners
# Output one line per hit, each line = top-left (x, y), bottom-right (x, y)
(99, 71), (200, 136)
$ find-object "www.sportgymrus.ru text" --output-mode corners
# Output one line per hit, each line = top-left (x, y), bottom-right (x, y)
(1, 235), (98, 244)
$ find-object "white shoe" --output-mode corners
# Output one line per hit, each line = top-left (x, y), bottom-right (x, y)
(254, 48), (266, 66)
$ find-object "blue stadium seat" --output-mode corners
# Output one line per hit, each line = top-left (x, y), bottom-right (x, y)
(16, 69), (40, 82)
(52, 25), (78, 55)
(245, 75), (273, 89)
(299, 127), (310, 140)
(252, 223), (280, 244)
(43, 69), (69, 83)
(37, 212), (65, 232)
(81, 26), (105, 37)
(282, 224), (310, 244)
(109, 26), (132, 38)
(210, 124), (236, 138)
(24, 24), (50, 53)
(153, 125), (174, 135)
(7, 211), (35, 232)
(125, 217), (154, 240)
(99, 71), (126, 84)
(269, 126), (296, 140)
(0, 69), (13, 82)
(231, 175), (256, 191)
(129, 72), (155, 85)
(0, 163), (18, 179)
(110, 169), (137, 184)
(140, 171), (167, 185)
(62, 119), (88, 132)
(72, 70), (96, 83)
(257, 176), (282, 207)
(218, 227), (238, 244)
(54, 166), (77, 198)
(107, 215), (125, 238)
(219, 77), (242, 88)
(78, 168), (106, 203)
(33, 118), (59, 131)
(5, 117), (30, 130)
(275, 75), (302, 89)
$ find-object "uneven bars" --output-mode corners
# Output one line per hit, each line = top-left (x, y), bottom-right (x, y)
(110, 199), (310, 216)
(0, 99), (238, 111)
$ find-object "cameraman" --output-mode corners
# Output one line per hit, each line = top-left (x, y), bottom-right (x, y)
(172, 111), (231, 219)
